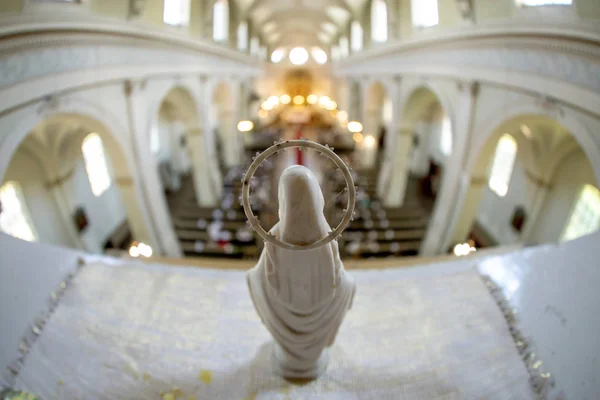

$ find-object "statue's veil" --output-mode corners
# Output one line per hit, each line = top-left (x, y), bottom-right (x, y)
(265, 165), (338, 312)
(278, 165), (330, 244)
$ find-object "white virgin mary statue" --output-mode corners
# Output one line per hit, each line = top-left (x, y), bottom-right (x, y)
(247, 165), (355, 379)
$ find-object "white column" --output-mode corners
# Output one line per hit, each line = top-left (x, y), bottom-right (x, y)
(188, 127), (219, 207)
(421, 81), (480, 256)
(114, 175), (159, 248)
(124, 80), (182, 257)
(200, 77), (223, 199)
(410, 122), (431, 177)
(348, 78), (363, 123)
(377, 77), (401, 199)
(449, 173), (488, 246)
(220, 108), (238, 167)
(222, 80), (242, 168)
(383, 128), (414, 207)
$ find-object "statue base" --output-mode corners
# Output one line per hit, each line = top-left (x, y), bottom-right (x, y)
(272, 343), (329, 380)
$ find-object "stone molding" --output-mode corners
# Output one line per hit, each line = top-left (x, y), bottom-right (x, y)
(335, 22), (600, 94)
(0, 14), (262, 93)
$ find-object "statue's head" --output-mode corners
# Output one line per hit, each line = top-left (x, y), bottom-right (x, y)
(278, 165), (328, 245)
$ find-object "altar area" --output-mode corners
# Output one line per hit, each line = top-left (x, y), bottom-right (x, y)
(16, 261), (530, 399)
(3, 232), (598, 399)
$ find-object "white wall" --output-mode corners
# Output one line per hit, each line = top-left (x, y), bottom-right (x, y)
(409, 117), (450, 177)
(532, 150), (596, 244)
(476, 157), (534, 244)
(65, 156), (126, 253)
(474, 147), (597, 247)
(3, 151), (73, 248)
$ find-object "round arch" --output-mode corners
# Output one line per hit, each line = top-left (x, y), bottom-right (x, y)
(0, 101), (162, 254)
(154, 85), (218, 206)
(152, 86), (202, 181)
(468, 118), (538, 182)
(467, 102), (600, 186)
(145, 82), (204, 144)
(1, 143), (77, 248)
(449, 109), (600, 250)
(398, 81), (456, 142)
(382, 84), (455, 208)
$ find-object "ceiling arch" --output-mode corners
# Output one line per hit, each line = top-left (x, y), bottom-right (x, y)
(240, 0), (367, 48)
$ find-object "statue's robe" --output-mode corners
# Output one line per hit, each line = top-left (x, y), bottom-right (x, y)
(246, 165), (355, 378)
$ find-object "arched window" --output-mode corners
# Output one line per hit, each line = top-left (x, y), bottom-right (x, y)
(0, 181), (37, 242)
(562, 184), (600, 241)
(237, 21), (248, 51)
(517, 0), (571, 5)
(350, 21), (363, 52)
(488, 134), (517, 197)
(371, 0), (388, 43)
(339, 36), (349, 58)
(411, 0), (439, 28)
(440, 116), (452, 156)
(163, 0), (191, 26)
(82, 133), (112, 197)
(213, 0), (229, 42)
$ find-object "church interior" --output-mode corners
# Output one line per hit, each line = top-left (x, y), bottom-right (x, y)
(0, 0), (599, 398)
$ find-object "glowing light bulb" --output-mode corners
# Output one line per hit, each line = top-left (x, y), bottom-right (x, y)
(129, 246), (140, 257)
(237, 120), (254, 132)
(364, 135), (376, 148)
(318, 96), (331, 107)
(347, 121), (363, 133)
(293, 95), (305, 105)
(280, 94), (291, 104)
(307, 94), (318, 104)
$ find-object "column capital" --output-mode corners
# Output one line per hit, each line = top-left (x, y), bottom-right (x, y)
(123, 79), (146, 97)
(115, 177), (134, 186)
(526, 170), (552, 189)
(457, 80), (480, 97)
(469, 175), (488, 186)
(397, 128), (415, 137)
(45, 169), (74, 189)
(188, 128), (204, 136)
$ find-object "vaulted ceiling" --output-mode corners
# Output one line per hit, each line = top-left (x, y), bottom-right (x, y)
(238, 0), (368, 49)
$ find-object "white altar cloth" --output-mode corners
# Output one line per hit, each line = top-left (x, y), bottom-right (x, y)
(14, 260), (533, 399)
